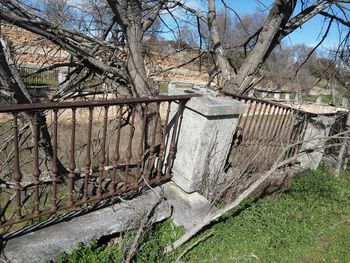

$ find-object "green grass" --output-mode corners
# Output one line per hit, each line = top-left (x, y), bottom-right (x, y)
(53, 168), (350, 262)
(52, 220), (185, 263)
(319, 94), (343, 105)
(302, 94), (317, 102)
(24, 75), (58, 86)
(159, 82), (169, 94)
(301, 94), (343, 105)
(54, 240), (121, 263)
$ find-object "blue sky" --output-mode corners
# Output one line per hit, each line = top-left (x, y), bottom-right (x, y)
(24, 0), (347, 49)
(184, 0), (347, 48)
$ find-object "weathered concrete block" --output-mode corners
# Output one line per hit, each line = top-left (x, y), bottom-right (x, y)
(57, 67), (69, 84)
(170, 94), (245, 193)
(163, 182), (217, 230)
(297, 115), (336, 169)
(316, 96), (322, 105)
(248, 90), (254, 97)
(2, 189), (171, 263)
(285, 93), (290, 101)
(273, 93), (280, 100)
(1, 182), (216, 263)
(167, 82), (176, 93)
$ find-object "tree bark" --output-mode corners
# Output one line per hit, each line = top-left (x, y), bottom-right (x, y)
(223, 0), (297, 95)
(208, 0), (232, 85)
(126, 0), (157, 97)
(0, 35), (67, 174)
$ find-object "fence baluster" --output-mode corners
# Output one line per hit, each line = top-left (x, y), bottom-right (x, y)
(83, 107), (93, 202)
(268, 107), (282, 142)
(166, 101), (184, 178)
(252, 102), (267, 140)
(285, 112), (300, 159)
(157, 101), (171, 180)
(97, 106), (108, 198)
(12, 113), (22, 220)
(284, 110), (297, 146)
(260, 104), (273, 142)
(240, 100), (253, 133)
(263, 105), (277, 141)
(280, 110), (295, 161)
(67, 108), (76, 207)
(51, 109), (58, 212)
(146, 103), (160, 181)
(294, 113), (309, 156)
(282, 110), (293, 142)
(32, 112), (40, 216)
(270, 108), (288, 156)
(245, 101), (259, 141)
(271, 108), (287, 140)
(124, 106), (135, 187)
(110, 106), (122, 194)
(136, 104), (148, 181)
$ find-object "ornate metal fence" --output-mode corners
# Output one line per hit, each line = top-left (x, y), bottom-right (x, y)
(225, 92), (324, 174)
(0, 94), (196, 232)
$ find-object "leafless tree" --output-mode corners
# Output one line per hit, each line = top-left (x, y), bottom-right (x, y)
(205, 0), (350, 95)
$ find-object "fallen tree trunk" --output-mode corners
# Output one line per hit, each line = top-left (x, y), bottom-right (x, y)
(0, 34), (67, 175)
(164, 145), (297, 253)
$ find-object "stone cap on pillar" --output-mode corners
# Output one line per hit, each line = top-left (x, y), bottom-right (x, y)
(168, 86), (245, 117)
(186, 95), (246, 117)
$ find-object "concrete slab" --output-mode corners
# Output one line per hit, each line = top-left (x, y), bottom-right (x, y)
(2, 189), (171, 263)
(1, 183), (215, 263)
(163, 182), (217, 230)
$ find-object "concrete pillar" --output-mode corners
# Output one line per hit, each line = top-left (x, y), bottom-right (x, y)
(102, 82), (107, 90)
(273, 93), (280, 100)
(297, 115), (336, 169)
(285, 93), (290, 101)
(171, 94), (245, 193)
(316, 96), (322, 104)
(168, 82), (176, 93)
(58, 70), (67, 84)
(248, 90), (254, 97)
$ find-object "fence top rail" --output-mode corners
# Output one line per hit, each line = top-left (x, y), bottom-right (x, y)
(0, 94), (200, 113)
(253, 88), (297, 94)
(223, 91), (341, 118)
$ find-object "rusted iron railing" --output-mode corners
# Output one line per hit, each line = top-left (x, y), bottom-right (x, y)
(225, 92), (318, 173)
(0, 94), (197, 231)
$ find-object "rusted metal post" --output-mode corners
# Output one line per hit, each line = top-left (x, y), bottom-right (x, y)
(12, 113), (23, 220)
(166, 101), (185, 178)
(97, 106), (108, 198)
(83, 107), (93, 201)
(157, 101), (171, 180)
(136, 104), (148, 181)
(124, 106), (135, 187)
(67, 109), (76, 207)
(146, 103), (160, 181)
(51, 109), (58, 212)
(110, 106), (122, 195)
(32, 112), (41, 216)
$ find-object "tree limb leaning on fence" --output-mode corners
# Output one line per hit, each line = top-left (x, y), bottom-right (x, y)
(164, 130), (350, 253)
(0, 35), (67, 175)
